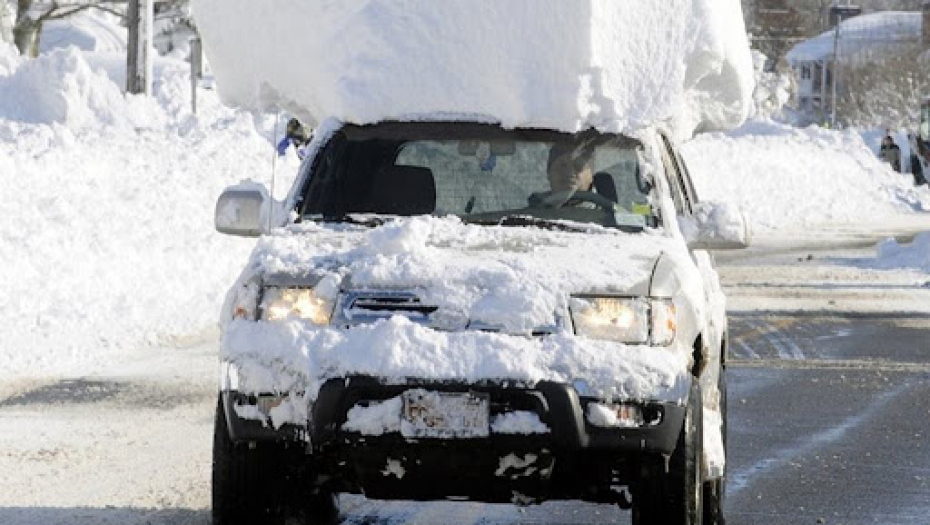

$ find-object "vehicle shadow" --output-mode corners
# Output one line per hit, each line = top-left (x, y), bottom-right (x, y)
(0, 507), (209, 525)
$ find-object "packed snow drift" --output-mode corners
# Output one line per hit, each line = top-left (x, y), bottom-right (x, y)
(192, 0), (753, 138)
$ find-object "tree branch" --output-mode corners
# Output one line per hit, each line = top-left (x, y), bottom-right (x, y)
(38, 0), (127, 22)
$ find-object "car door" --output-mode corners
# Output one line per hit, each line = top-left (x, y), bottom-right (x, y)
(659, 132), (727, 374)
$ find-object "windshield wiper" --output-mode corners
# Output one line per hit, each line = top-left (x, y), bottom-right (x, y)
(298, 214), (386, 227)
(465, 215), (594, 233)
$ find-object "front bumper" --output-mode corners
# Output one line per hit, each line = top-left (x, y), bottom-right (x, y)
(224, 377), (686, 454)
(221, 376), (689, 502)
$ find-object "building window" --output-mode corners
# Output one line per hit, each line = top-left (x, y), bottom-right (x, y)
(801, 65), (811, 80)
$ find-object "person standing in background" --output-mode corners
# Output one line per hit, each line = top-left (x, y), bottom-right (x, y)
(879, 132), (902, 173)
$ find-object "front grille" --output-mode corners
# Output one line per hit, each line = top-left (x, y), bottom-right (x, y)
(348, 294), (438, 316)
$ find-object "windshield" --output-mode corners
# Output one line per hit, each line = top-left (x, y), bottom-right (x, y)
(297, 122), (658, 230)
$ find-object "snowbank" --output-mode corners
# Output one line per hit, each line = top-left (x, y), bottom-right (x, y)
(0, 47), (156, 128)
(40, 11), (127, 55)
(192, 0), (753, 138)
(0, 47), (299, 380)
(871, 232), (930, 273)
(681, 120), (930, 231)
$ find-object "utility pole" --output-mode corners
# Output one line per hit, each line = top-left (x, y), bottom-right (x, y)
(190, 37), (203, 114)
(831, 0), (840, 128)
(126, 0), (154, 95)
(829, 0), (861, 128)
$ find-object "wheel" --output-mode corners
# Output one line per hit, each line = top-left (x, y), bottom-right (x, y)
(632, 382), (704, 525)
(212, 396), (286, 525)
(702, 369), (727, 525)
(299, 490), (340, 525)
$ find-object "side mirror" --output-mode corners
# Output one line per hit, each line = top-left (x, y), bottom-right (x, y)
(679, 201), (751, 250)
(215, 183), (269, 237)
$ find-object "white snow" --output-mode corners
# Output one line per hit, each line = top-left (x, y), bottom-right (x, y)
(870, 232), (930, 273)
(382, 459), (405, 480)
(192, 0), (753, 138)
(0, 45), (300, 381)
(787, 11), (922, 64)
(681, 120), (930, 232)
(342, 397), (403, 436)
(495, 453), (538, 478)
(40, 11), (127, 55)
(586, 403), (636, 428)
(221, 217), (697, 404)
(490, 412), (550, 435)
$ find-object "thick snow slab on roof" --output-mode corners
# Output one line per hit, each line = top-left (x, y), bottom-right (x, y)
(192, 0), (753, 137)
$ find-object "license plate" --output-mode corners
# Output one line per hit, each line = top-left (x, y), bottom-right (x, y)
(401, 389), (490, 439)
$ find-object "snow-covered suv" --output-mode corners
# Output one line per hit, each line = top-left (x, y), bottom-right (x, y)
(212, 119), (749, 525)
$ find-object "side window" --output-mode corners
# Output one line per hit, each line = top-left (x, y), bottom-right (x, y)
(658, 135), (691, 215)
(672, 148), (700, 205)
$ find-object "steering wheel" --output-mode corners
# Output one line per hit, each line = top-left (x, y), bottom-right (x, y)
(539, 190), (620, 210)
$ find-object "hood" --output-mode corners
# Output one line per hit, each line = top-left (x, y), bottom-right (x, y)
(245, 216), (681, 334)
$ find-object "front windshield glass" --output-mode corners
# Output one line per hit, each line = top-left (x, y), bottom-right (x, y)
(298, 122), (658, 230)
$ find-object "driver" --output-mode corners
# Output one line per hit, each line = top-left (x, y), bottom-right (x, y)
(547, 142), (594, 195)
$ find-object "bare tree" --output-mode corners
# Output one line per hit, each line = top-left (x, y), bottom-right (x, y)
(12, 0), (124, 58)
(837, 42), (929, 128)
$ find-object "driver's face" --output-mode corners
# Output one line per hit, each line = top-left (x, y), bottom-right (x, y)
(548, 152), (593, 194)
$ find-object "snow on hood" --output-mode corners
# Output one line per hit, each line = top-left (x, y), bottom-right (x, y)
(222, 217), (696, 407)
(192, 0), (753, 139)
(228, 217), (682, 332)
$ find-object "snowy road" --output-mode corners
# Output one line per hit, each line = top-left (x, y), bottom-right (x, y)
(2, 226), (930, 525)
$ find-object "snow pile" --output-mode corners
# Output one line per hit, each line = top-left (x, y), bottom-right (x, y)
(222, 217), (700, 404)
(0, 47), (298, 380)
(192, 0), (753, 138)
(681, 120), (930, 231)
(871, 232), (930, 273)
(227, 315), (692, 408)
(748, 51), (792, 121)
(0, 47), (157, 128)
(40, 11), (127, 55)
(787, 11), (921, 64)
(226, 217), (693, 333)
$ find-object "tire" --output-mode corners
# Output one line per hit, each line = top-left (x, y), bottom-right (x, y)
(702, 369), (727, 525)
(632, 382), (704, 525)
(300, 491), (340, 525)
(212, 396), (286, 525)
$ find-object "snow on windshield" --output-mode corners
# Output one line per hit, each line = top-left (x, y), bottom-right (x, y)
(192, 0), (753, 139)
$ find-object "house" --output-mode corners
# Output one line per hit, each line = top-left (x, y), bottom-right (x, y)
(786, 10), (923, 124)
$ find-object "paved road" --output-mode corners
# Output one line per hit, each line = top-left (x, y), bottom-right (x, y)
(2, 230), (929, 525)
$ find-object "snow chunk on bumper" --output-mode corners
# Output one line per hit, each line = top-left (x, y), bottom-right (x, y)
(192, 0), (752, 138)
(222, 315), (692, 405)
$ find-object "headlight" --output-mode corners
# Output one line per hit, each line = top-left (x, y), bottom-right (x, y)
(570, 296), (677, 345)
(260, 287), (335, 325)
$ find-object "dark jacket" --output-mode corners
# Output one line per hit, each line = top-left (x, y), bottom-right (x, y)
(880, 139), (901, 173)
